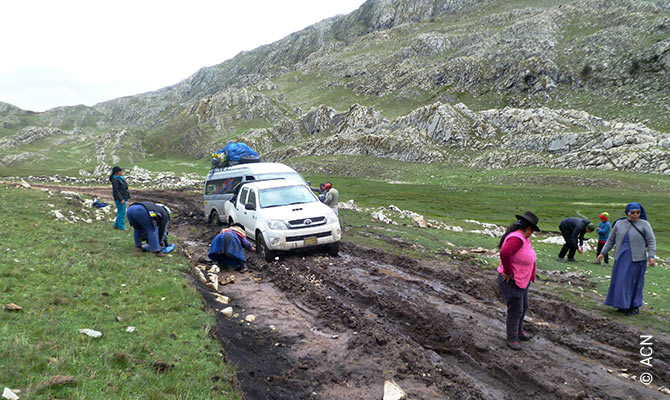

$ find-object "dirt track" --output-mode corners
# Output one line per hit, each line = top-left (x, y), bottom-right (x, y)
(39, 185), (670, 399)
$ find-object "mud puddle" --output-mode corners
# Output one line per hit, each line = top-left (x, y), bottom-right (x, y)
(37, 185), (670, 399)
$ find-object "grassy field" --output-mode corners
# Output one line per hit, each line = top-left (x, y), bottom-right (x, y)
(300, 156), (670, 334)
(0, 185), (240, 399)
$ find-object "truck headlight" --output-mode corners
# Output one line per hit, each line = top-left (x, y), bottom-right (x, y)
(326, 212), (339, 224)
(267, 220), (288, 230)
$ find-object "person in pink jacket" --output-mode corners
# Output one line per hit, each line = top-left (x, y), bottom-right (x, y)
(497, 211), (540, 351)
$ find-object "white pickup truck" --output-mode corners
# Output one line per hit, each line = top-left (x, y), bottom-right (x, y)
(224, 179), (341, 261)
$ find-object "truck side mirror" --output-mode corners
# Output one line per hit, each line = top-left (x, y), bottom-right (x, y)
(245, 203), (255, 211)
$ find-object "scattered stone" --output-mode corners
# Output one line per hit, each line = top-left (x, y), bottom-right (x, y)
(221, 307), (233, 318)
(245, 315), (256, 322)
(5, 303), (22, 312)
(48, 358), (59, 363)
(2, 387), (19, 400)
(126, 326), (136, 333)
(115, 316), (123, 322)
(383, 380), (407, 400)
(219, 275), (236, 286)
(213, 294), (230, 305)
(78, 328), (102, 338)
(411, 215), (428, 228)
(19, 179), (30, 188)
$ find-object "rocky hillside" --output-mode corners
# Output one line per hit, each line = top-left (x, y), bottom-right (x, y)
(1, 0), (669, 176)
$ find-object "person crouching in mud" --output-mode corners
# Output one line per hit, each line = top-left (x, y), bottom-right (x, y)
(497, 211), (540, 351)
(208, 223), (256, 273)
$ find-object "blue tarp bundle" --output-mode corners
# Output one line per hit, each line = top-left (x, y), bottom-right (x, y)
(216, 142), (259, 162)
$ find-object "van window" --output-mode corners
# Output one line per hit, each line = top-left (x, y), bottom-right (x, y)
(239, 187), (250, 205)
(205, 177), (242, 196)
(247, 190), (257, 208)
(246, 176), (255, 181)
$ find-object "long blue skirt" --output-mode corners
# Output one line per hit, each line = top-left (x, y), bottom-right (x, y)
(605, 233), (647, 309)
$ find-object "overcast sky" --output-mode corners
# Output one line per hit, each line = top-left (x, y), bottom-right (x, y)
(0, 0), (366, 112)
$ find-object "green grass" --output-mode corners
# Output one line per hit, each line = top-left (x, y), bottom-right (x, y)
(0, 186), (240, 399)
(301, 156), (670, 334)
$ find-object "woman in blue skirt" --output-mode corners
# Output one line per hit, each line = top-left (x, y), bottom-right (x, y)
(598, 202), (656, 316)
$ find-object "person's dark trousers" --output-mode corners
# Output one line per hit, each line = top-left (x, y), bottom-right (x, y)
(498, 273), (529, 342)
(596, 241), (609, 264)
(558, 227), (577, 259)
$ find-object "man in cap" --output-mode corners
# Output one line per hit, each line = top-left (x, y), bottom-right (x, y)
(323, 182), (339, 215)
(557, 216), (595, 262)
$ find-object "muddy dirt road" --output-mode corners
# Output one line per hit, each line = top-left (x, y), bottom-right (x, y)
(42, 185), (670, 399)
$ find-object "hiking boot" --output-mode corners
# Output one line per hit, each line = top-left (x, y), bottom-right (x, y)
(519, 331), (533, 341)
(567, 258), (577, 262)
(507, 341), (522, 351)
(237, 265), (249, 273)
(556, 257), (565, 263)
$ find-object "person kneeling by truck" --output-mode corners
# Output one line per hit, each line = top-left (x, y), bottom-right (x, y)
(208, 223), (256, 273)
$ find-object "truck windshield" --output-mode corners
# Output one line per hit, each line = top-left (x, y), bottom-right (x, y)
(259, 186), (317, 208)
(257, 172), (306, 185)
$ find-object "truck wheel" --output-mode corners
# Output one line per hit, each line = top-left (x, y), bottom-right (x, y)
(208, 210), (221, 225)
(257, 234), (276, 262)
(327, 242), (340, 257)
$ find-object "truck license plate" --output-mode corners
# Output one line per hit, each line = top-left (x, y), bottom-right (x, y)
(304, 237), (318, 246)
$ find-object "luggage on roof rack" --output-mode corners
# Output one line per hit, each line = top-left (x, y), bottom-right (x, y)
(211, 142), (260, 169)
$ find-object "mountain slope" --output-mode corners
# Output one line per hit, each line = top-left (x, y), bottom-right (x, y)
(1, 0), (669, 176)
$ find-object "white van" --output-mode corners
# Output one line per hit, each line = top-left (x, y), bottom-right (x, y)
(204, 162), (306, 224)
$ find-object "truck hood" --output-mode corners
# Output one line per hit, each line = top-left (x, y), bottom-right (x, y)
(259, 201), (333, 221)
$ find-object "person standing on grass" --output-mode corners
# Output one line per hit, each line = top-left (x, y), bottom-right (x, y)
(598, 203), (656, 316)
(594, 212), (611, 265)
(208, 223), (256, 273)
(110, 166), (130, 230)
(557, 217), (594, 262)
(323, 182), (339, 215)
(497, 211), (540, 351)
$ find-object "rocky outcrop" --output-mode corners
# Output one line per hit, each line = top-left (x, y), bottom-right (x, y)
(0, 127), (68, 150)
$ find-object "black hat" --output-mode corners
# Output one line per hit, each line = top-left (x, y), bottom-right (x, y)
(515, 211), (540, 232)
(112, 166), (123, 174)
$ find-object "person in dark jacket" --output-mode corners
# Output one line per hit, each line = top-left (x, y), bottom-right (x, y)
(110, 166), (130, 230)
(557, 217), (594, 262)
(208, 224), (256, 273)
(127, 201), (171, 257)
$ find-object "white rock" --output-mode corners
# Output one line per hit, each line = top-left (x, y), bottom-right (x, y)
(125, 326), (136, 333)
(78, 328), (102, 338)
(19, 179), (30, 188)
(245, 314), (256, 322)
(221, 307), (233, 318)
(383, 380), (407, 400)
(213, 294), (230, 304)
(53, 210), (65, 220)
(2, 387), (19, 400)
(208, 265), (220, 274)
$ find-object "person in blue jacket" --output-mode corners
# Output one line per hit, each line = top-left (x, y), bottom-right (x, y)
(594, 212), (611, 265)
(110, 166), (130, 230)
(208, 224), (256, 273)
